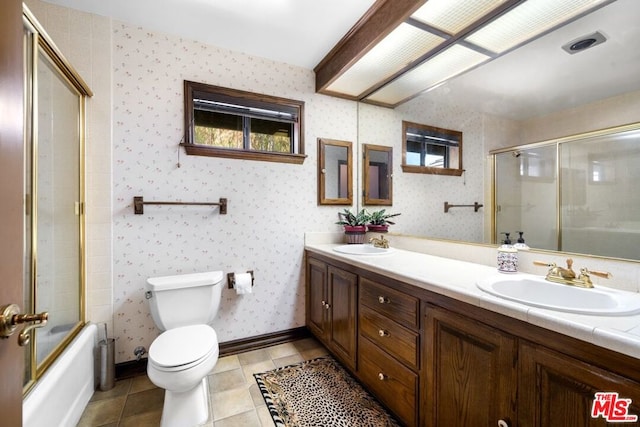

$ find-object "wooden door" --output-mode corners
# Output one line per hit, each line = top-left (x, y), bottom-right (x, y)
(0, 0), (27, 425)
(327, 265), (357, 370)
(306, 257), (328, 340)
(519, 341), (640, 427)
(423, 305), (517, 427)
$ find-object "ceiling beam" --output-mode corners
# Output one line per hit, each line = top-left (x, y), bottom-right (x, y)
(314, 0), (426, 94)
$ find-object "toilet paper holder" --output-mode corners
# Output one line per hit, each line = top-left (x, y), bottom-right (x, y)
(227, 271), (254, 289)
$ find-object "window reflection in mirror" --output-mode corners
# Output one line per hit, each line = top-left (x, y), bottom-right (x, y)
(402, 121), (463, 176)
(363, 144), (392, 206)
(317, 138), (352, 205)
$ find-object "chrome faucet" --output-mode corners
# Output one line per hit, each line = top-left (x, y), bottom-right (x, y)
(534, 258), (611, 288)
(369, 235), (389, 249)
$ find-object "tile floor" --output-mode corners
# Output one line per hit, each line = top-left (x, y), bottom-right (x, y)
(77, 337), (329, 427)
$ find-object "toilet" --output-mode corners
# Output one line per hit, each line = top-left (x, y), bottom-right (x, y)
(145, 271), (224, 427)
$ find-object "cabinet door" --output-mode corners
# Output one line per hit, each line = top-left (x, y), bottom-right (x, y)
(306, 257), (328, 340)
(424, 305), (517, 427)
(328, 265), (358, 370)
(519, 341), (640, 427)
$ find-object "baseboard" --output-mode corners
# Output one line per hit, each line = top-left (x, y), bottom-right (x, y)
(115, 326), (311, 380)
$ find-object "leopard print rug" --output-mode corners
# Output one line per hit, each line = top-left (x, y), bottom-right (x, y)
(254, 356), (400, 427)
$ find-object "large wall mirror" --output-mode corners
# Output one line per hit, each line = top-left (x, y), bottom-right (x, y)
(317, 138), (352, 205)
(355, 0), (640, 262)
(363, 144), (392, 206)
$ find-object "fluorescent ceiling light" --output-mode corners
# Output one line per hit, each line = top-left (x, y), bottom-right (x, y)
(326, 23), (444, 97)
(366, 44), (490, 105)
(411, 0), (506, 35)
(466, 0), (611, 53)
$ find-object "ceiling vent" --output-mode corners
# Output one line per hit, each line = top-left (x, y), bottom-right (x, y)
(562, 31), (607, 54)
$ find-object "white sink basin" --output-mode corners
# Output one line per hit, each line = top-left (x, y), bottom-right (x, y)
(477, 274), (640, 316)
(333, 244), (395, 255)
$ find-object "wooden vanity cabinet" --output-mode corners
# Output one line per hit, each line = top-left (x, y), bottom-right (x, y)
(519, 341), (640, 427)
(423, 305), (518, 427)
(305, 251), (640, 427)
(305, 257), (358, 370)
(358, 277), (420, 426)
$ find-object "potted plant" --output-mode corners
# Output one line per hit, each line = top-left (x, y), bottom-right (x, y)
(336, 208), (370, 244)
(367, 209), (401, 233)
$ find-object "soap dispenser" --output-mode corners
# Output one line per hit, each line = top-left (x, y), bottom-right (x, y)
(514, 231), (530, 250)
(497, 232), (518, 273)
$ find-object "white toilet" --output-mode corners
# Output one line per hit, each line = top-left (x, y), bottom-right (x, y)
(145, 271), (224, 427)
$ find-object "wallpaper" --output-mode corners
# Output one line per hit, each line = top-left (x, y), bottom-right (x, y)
(28, 0), (640, 366)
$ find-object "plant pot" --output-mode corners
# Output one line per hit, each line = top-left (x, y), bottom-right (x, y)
(367, 224), (389, 233)
(343, 225), (366, 244)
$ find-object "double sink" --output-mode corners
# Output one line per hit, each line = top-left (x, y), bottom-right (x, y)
(333, 244), (640, 316)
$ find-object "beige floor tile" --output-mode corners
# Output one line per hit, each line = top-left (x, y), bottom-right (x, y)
(266, 342), (299, 359)
(208, 368), (247, 393)
(214, 409), (261, 427)
(241, 360), (276, 383)
(248, 383), (266, 407)
(273, 353), (303, 368)
(76, 395), (126, 427)
(210, 388), (255, 421)
(299, 345), (329, 361)
(256, 405), (275, 426)
(292, 337), (323, 352)
(237, 348), (271, 366)
(212, 354), (240, 374)
(121, 388), (165, 418)
(117, 410), (162, 427)
(89, 378), (131, 402)
(129, 375), (157, 393)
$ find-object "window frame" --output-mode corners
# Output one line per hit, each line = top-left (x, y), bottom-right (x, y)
(401, 121), (463, 176)
(183, 80), (306, 164)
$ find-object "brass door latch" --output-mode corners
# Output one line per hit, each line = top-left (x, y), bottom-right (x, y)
(0, 304), (48, 346)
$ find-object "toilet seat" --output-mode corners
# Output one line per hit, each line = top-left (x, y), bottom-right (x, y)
(149, 324), (217, 372)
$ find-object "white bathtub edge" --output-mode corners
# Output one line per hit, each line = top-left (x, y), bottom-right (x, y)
(23, 322), (98, 427)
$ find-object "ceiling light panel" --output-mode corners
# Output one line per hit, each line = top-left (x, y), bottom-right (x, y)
(411, 0), (506, 35)
(325, 23), (444, 97)
(366, 44), (490, 105)
(466, 0), (610, 53)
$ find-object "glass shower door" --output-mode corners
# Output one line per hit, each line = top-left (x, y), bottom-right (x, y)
(495, 145), (558, 250)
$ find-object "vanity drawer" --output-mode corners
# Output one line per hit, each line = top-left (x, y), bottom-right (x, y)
(360, 278), (419, 329)
(359, 304), (419, 369)
(359, 336), (417, 426)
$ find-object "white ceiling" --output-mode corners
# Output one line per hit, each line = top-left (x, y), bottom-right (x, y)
(41, 0), (376, 69)
(43, 0), (640, 120)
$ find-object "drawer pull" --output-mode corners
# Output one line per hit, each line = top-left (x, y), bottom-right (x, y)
(378, 296), (390, 304)
(325, 303), (331, 310)
(378, 329), (389, 337)
(497, 420), (510, 427)
(377, 372), (387, 381)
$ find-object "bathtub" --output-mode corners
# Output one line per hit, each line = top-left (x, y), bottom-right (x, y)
(23, 322), (98, 427)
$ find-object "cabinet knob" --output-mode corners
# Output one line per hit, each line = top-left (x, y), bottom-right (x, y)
(325, 303), (331, 310)
(377, 372), (387, 381)
(378, 329), (389, 337)
(378, 296), (390, 304)
(497, 420), (510, 427)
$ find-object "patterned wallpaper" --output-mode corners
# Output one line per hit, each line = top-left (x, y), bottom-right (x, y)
(28, 0), (640, 365)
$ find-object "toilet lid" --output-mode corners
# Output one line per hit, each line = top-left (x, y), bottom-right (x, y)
(149, 324), (217, 368)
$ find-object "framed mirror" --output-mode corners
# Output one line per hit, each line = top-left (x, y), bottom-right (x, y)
(363, 144), (392, 206)
(317, 138), (352, 205)
(402, 121), (463, 176)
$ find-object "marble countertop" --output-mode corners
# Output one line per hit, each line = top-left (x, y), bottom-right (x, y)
(305, 243), (640, 360)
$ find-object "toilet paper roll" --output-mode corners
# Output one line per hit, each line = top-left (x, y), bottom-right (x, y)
(234, 272), (252, 295)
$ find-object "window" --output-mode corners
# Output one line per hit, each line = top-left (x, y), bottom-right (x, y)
(183, 81), (305, 164)
(402, 121), (463, 176)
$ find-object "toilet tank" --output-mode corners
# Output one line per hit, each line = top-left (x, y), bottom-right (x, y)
(146, 271), (223, 331)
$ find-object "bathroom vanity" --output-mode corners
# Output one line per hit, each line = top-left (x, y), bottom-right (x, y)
(305, 244), (640, 427)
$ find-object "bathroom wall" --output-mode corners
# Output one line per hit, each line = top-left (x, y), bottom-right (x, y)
(29, 0), (640, 366)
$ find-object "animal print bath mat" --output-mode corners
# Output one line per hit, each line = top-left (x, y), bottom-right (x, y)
(254, 356), (400, 427)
